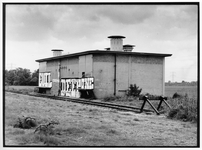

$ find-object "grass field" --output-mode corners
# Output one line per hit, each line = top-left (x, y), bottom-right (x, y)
(165, 86), (198, 98)
(5, 85), (198, 118)
(5, 92), (197, 146)
(5, 85), (198, 98)
(5, 86), (37, 94)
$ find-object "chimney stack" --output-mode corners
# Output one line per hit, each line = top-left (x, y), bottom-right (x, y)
(123, 45), (135, 52)
(51, 49), (63, 57)
(108, 35), (125, 51)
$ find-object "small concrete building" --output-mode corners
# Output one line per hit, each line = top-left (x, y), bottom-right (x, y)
(36, 36), (172, 99)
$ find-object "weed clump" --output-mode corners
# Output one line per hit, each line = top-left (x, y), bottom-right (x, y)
(13, 116), (37, 129)
(34, 121), (60, 136)
(167, 96), (197, 122)
(168, 105), (188, 120)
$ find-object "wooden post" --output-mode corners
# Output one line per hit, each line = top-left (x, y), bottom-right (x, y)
(140, 96), (147, 113)
(145, 98), (160, 115)
(158, 96), (172, 110)
(157, 96), (164, 111)
(163, 99), (172, 109)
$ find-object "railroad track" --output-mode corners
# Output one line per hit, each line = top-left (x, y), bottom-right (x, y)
(6, 91), (154, 113)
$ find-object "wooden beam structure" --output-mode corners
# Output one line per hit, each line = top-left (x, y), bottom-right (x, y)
(140, 96), (171, 115)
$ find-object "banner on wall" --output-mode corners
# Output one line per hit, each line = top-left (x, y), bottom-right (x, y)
(61, 77), (94, 97)
(39, 72), (52, 88)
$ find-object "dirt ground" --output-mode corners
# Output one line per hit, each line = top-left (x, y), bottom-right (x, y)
(5, 92), (198, 146)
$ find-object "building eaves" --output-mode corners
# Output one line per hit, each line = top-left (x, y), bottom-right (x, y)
(35, 50), (172, 62)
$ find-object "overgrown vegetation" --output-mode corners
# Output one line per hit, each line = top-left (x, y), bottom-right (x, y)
(103, 84), (142, 102)
(167, 93), (197, 122)
(12, 115), (60, 145)
(14, 116), (37, 129)
(34, 121), (60, 136)
(6, 84), (197, 125)
(102, 87), (197, 123)
(5, 92), (197, 146)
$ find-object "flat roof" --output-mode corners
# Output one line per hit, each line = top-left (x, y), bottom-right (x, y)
(51, 49), (63, 51)
(108, 35), (126, 38)
(35, 50), (172, 62)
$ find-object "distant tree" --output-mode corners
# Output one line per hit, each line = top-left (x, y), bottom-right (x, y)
(14, 68), (32, 85)
(5, 68), (32, 85)
(30, 69), (39, 86)
(30, 77), (38, 86)
(5, 69), (16, 85)
(5, 70), (10, 85)
(165, 80), (197, 86)
(32, 69), (39, 78)
(13, 76), (20, 85)
(190, 81), (197, 86)
(165, 80), (172, 86)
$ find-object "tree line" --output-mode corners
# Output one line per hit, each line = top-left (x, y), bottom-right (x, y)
(5, 67), (197, 87)
(5, 68), (39, 86)
(165, 80), (197, 86)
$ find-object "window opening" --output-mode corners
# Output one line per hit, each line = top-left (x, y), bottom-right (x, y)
(82, 72), (85, 78)
(47, 75), (49, 83)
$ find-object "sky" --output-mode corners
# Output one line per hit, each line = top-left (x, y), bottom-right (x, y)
(5, 4), (198, 82)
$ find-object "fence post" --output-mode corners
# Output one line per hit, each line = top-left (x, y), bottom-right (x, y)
(157, 96), (163, 110)
(145, 97), (160, 115)
(163, 98), (172, 109)
(140, 96), (147, 113)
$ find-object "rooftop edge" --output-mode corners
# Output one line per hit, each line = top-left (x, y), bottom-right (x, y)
(36, 50), (172, 62)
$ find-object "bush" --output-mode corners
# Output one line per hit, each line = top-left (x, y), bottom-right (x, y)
(172, 92), (182, 99)
(168, 105), (190, 121)
(167, 96), (197, 122)
(127, 84), (142, 97)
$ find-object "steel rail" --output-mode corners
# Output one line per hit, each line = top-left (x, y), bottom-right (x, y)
(6, 91), (154, 113)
